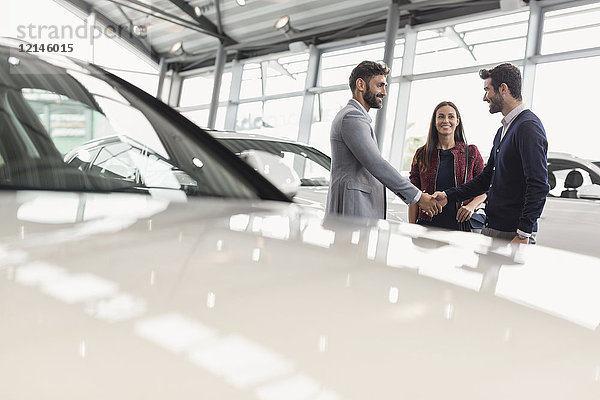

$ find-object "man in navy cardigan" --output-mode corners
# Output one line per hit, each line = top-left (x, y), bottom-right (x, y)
(434, 63), (549, 244)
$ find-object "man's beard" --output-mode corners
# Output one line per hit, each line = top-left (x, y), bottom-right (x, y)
(364, 87), (383, 109)
(488, 92), (503, 114)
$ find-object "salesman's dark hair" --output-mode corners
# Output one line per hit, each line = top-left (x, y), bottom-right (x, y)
(349, 61), (390, 94)
(479, 63), (522, 100)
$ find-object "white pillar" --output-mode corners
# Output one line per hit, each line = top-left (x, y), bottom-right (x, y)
(224, 59), (243, 130)
(374, 1), (400, 150)
(389, 26), (417, 171)
(168, 72), (183, 108)
(522, 1), (543, 106)
(156, 57), (168, 101)
(208, 44), (226, 129)
(297, 44), (321, 144)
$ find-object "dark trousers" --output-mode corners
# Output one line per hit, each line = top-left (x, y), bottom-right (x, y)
(481, 227), (537, 244)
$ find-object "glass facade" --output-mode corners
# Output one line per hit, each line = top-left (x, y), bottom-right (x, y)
(173, 1), (599, 173)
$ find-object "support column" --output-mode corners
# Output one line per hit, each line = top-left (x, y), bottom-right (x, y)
(224, 58), (243, 130)
(295, 44), (321, 176)
(156, 57), (167, 101)
(168, 71), (183, 108)
(374, 1), (400, 150)
(389, 26), (417, 171)
(297, 45), (321, 144)
(522, 1), (543, 107)
(208, 43), (226, 129)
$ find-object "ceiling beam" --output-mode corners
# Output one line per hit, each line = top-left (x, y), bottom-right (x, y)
(53, 0), (159, 64)
(166, 0), (236, 45)
(111, 0), (231, 43)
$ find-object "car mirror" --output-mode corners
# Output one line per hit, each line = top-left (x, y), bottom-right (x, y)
(578, 184), (600, 200)
(238, 150), (301, 198)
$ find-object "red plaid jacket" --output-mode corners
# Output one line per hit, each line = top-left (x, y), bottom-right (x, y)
(409, 142), (485, 222)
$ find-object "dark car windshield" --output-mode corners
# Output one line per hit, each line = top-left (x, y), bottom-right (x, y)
(0, 48), (287, 201)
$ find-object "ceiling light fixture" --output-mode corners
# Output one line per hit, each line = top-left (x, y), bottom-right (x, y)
(274, 15), (291, 33)
(132, 25), (147, 38)
(194, 1), (215, 15)
(235, 0), (246, 5)
(169, 41), (185, 56)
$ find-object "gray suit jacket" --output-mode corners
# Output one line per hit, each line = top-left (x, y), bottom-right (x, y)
(326, 99), (420, 219)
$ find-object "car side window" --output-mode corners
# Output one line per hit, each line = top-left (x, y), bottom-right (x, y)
(548, 161), (592, 198)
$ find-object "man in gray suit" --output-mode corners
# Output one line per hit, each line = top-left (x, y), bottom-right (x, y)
(326, 61), (440, 219)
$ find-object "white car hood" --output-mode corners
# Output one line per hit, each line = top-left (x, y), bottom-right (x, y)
(1, 191), (600, 399)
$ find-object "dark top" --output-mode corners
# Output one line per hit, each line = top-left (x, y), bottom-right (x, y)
(409, 142), (485, 224)
(445, 110), (549, 234)
(419, 149), (458, 230)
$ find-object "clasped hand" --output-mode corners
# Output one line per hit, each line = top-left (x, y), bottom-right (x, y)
(417, 191), (448, 217)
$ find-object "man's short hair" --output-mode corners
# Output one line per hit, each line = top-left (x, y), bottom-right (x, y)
(479, 63), (522, 100)
(349, 61), (390, 94)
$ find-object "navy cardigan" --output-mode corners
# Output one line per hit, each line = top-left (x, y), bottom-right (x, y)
(445, 110), (549, 234)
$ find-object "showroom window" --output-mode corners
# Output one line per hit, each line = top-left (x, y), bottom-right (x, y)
(234, 50), (309, 139)
(532, 56), (600, 161)
(414, 12), (529, 74)
(240, 63), (263, 100)
(320, 42), (385, 86)
(309, 89), (349, 156)
(541, 2), (600, 55)
(180, 72), (232, 108)
(264, 53), (309, 96)
(181, 107), (227, 130)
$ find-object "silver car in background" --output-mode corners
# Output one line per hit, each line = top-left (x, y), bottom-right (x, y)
(537, 152), (600, 257)
(208, 132), (600, 257)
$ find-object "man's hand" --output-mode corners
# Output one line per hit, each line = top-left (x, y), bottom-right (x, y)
(510, 236), (529, 245)
(432, 191), (448, 207)
(418, 192), (443, 217)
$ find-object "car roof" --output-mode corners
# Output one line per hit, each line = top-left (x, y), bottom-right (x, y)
(548, 152), (600, 177)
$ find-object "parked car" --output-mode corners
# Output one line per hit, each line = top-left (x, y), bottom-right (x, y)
(208, 130), (409, 222)
(547, 152), (600, 199)
(206, 133), (600, 257)
(63, 135), (201, 196)
(3, 42), (600, 400)
(537, 152), (600, 257)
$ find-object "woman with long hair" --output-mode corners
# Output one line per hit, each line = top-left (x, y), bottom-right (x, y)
(409, 101), (487, 230)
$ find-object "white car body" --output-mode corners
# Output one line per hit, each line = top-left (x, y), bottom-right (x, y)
(2, 190), (600, 399)
(3, 41), (600, 399)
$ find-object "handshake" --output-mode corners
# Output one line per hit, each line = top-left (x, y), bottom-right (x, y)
(417, 191), (448, 217)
